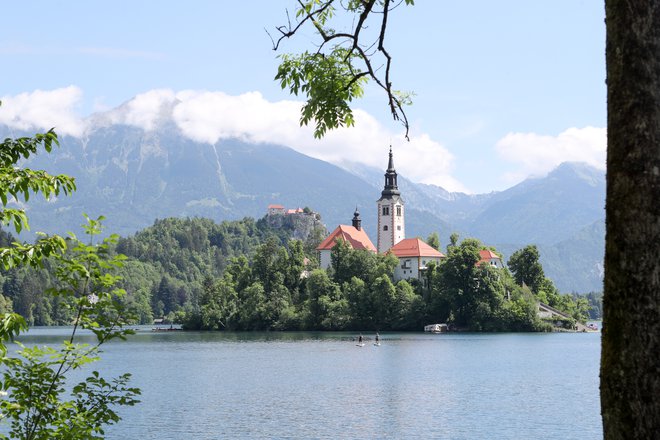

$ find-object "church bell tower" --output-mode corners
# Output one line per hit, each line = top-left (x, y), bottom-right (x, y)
(377, 146), (405, 253)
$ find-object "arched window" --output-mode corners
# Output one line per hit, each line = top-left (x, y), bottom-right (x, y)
(383, 225), (388, 231)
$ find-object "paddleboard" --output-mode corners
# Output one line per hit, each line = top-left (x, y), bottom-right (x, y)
(373, 342), (381, 346)
(356, 343), (365, 347)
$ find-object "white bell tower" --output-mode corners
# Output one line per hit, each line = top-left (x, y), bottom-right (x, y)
(377, 147), (405, 253)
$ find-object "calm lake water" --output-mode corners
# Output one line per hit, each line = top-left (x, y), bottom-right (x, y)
(13, 328), (602, 439)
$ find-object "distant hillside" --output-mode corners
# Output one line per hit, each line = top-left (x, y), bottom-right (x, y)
(2, 111), (605, 293)
(538, 220), (605, 293)
(8, 124), (449, 244)
(468, 162), (605, 245)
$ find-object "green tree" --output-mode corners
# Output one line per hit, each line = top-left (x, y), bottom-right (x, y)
(329, 238), (385, 286)
(284, 239), (306, 293)
(0, 293), (11, 314)
(329, 237), (353, 285)
(391, 280), (419, 330)
(370, 252), (398, 283)
(507, 245), (545, 295)
(0, 123), (139, 438)
(370, 275), (396, 329)
(0, 123), (139, 439)
(447, 232), (459, 253)
(432, 238), (508, 330)
(251, 239), (295, 329)
(252, 237), (282, 293)
(535, 277), (559, 306)
(225, 255), (252, 293)
(469, 265), (506, 331)
(345, 276), (372, 329)
(263, 282), (294, 330)
(0, 129), (74, 269)
(0, 216), (140, 439)
(198, 276), (238, 330)
(425, 261), (450, 324)
(426, 232), (440, 251)
(237, 282), (267, 330)
(439, 239), (481, 326)
(151, 275), (183, 316)
(497, 287), (540, 332)
(305, 269), (345, 329)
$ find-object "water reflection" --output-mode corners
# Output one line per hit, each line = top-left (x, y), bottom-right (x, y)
(12, 329), (602, 439)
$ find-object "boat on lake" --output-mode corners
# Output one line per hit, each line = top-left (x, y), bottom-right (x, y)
(424, 323), (448, 333)
(152, 325), (182, 332)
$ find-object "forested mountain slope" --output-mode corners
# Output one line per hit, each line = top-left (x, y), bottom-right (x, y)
(2, 114), (604, 292)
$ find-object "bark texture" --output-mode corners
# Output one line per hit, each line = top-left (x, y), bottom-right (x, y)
(602, 1), (660, 438)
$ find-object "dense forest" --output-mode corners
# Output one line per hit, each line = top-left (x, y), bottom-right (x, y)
(0, 216), (601, 331)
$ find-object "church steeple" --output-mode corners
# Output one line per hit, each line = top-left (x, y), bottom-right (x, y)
(377, 146), (405, 253)
(352, 206), (362, 231)
(382, 146), (400, 196)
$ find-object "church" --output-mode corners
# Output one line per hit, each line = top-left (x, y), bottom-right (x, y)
(316, 148), (445, 282)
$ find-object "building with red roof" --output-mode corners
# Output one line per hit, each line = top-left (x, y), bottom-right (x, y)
(389, 238), (445, 282)
(268, 204), (310, 216)
(316, 209), (376, 270)
(477, 249), (504, 269)
(267, 204), (285, 216)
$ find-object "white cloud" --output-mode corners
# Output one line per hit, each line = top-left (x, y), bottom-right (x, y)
(126, 89), (177, 130)
(0, 86), (85, 137)
(172, 90), (306, 145)
(495, 126), (606, 184)
(170, 90), (462, 191)
(1, 87), (463, 191)
(95, 89), (177, 131)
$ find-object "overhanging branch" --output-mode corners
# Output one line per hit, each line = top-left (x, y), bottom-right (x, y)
(272, 0), (412, 140)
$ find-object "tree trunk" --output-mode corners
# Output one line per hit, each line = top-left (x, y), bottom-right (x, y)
(602, 1), (660, 438)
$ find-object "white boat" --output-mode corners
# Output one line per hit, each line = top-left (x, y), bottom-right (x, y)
(424, 323), (448, 333)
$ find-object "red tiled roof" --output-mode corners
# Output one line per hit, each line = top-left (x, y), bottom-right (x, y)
(389, 238), (445, 258)
(477, 249), (502, 265)
(479, 249), (500, 260)
(268, 204), (284, 209)
(316, 225), (377, 252)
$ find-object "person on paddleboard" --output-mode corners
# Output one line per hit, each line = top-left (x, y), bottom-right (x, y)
(358, 334), (363, 344)
(375, 332), (380, 343)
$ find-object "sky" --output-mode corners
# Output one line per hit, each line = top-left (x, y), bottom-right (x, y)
(1, 1), (606, 194)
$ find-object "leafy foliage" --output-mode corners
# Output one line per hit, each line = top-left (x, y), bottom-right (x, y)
(3, 211), (595, 333)
(272, 0), (415, 138)
(0, 118), (139, 438)
(508, 245), (545, 294)
(277, 50), (366, 138)
(0, 129), (74, 268)
(180, 233), (571, 332)
(0, 216), (141, 440)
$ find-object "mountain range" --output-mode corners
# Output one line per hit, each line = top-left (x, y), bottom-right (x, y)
(3, 108), (605, 294)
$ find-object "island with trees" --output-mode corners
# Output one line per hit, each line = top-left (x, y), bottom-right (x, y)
(0, 212), (597, 333)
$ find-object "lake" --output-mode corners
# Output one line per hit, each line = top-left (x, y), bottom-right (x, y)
(13, 328), (602, 439)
